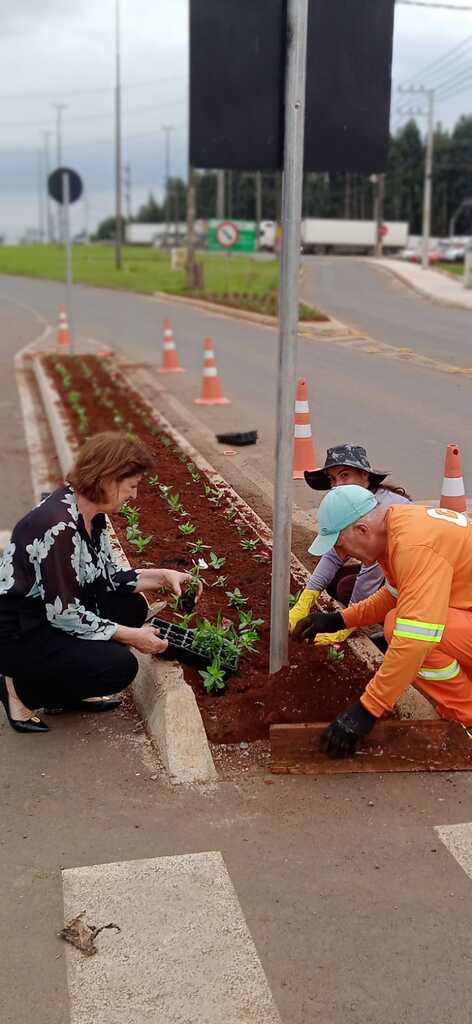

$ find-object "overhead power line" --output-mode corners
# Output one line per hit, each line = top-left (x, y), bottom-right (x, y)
(0, 74), (187, 103)
(397, 1), (472, 9)
(401, 36), (472, 86)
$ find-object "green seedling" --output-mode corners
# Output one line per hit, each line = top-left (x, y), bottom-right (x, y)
(113, 411), (124, 427)
(199, 657), (226, 695)
(211, 575), (228, 588)
(148, 475), (160, 487)
(238, 610), (264, 631)
(209, 551), (226, 570)
(238, 629), (259, 653)
(327, 645), (345, 664)
(288, 589), (303, 609)
(226, 587), (248, 610)
(209, 487), (225, 505)
(224, 507), (238, 522)
(129, 534), (153, 553)
(240, 538), (259, 552)
(120, 503), (140, 526)
(159, 484), (171, 497)
(126, 524), (141, 542)
(160, 435), (172, 448)
(188, 539), (211, 555)
(179, 521), (196, 535)
(175, 611), (197, 629)
(67, 390), (82, 406)
(166, 492), (182, 513)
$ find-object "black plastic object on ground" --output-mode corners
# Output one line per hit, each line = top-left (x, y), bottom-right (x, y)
(216, 430), (257, 447)
(150, 616), (239, 675)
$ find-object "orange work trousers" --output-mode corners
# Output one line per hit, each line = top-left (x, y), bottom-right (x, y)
(384, 608), (472, 726)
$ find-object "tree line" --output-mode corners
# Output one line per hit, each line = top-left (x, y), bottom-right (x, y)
(96, 115), (472, 240)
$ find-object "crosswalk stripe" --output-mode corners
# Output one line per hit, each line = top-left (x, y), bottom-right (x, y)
(435, 822), (472, 879)
(62, 851), (282, 1024)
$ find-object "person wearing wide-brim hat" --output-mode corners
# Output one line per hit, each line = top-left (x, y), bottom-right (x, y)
(289, 444), (411, 645)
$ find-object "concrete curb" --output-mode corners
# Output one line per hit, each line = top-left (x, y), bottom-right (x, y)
(32, 354), (217, 785)
(365, 258), (472, 312)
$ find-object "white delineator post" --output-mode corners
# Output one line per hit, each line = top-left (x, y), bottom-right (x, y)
(269, 0), (309, 674)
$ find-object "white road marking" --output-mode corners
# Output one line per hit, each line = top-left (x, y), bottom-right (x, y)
(62, 851), (282, 1024)
(435, 822), (472, 880)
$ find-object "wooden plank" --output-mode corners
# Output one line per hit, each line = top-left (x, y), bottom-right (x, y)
(270, 720), (472, 774)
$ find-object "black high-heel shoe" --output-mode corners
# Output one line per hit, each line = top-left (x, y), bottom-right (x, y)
(0, 675), (49, 733)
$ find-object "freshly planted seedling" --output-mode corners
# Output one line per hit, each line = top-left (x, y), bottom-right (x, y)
(238, 609), (264, 631)
(199, 657), (226, 695)
(179, 521), (196, 535)
(238, 629), (259, 653)
(327, 645), (345, 664)
(166, 492), (182, 513)
(113, 411), (124, 427)
(209, 551), (226, 570)
(129, 534), (153, 553)
(148, 475), (159, 487)
(240, 538), (259, 552)
(211, 575), (228, 588)
(126, 524), (141, 542)
(188, 539), (210, 555)
(120, 503), (140, 526)
(224, 507), (238, 522)
(226, 587), (248, 610)
(175, 611), (197, 628)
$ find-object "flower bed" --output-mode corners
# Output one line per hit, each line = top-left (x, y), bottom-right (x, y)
(42, 354), (373, 743)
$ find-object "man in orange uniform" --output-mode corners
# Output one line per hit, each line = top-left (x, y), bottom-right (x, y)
(294, 485), (472, 757)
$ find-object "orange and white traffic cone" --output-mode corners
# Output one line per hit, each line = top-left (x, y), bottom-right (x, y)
(293, 377), (316, 480)
(57, 306), (70, 353)
(194, 337), (230, 405)
(440, 443), (467, 513)
(158, 319), (185, 373)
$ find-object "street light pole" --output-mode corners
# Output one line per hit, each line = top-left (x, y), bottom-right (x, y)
(162, 124), (174, 246)
(42, 131), (53, 242)
(255, 171), (262, 249)
(269, 0), (309, 674)
(53, 103), (67, 242)
(115, 0), (123, 269)
(37, 149), (45, 243)
(422, 89), (434, 270)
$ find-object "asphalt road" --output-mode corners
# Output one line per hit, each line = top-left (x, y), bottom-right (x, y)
(1, 270), (472, 505)
(302, 257), (472, 368)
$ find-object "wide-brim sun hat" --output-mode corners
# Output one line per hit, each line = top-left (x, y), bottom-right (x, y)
(308, 484), (378, 556)
(304, 444), (389, 491)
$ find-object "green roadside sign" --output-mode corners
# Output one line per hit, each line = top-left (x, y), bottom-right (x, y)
(208, 219), (257, 253)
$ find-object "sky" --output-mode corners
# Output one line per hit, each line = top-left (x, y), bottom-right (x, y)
(0, 0), (472, 240)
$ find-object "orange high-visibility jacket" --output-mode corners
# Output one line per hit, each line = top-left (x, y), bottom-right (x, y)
(343, 504), (472, 717)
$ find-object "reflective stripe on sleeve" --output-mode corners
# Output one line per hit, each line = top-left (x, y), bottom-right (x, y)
(385, 581), (398, 598)
(393, 617), (444, 643)
(418, 659), (461, 682)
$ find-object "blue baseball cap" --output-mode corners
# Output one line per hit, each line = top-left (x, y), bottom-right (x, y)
(309, 485), (378, 556)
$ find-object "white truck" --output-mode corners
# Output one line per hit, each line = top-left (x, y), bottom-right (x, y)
(300, 218), (409, 255)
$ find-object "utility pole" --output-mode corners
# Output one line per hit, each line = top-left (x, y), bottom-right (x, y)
(255, 171), (262, 249)
(398, 85), (435, 269)
(186, 164), (198, 288)
(115, 0), (123, 269)
(371, 173), (385, 257)
(216, 169), (225, 219)
(162, 124), (174, 246)
(124, 162), (132, 222)
(42, 131), (53, 242)
(37, 149), (45, 243)
(227, 170), (233, 218)
(53, 103), (67, 242)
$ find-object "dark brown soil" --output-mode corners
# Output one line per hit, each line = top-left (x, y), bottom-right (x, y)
(43, 354), (372, 743)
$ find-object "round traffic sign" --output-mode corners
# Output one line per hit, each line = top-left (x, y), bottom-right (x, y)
(48, 167), (83, 205)
(379, 224), (389, 238)
(216, 220), (240, 248)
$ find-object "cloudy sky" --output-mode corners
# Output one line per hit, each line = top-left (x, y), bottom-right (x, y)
(1, 0), (471, 240)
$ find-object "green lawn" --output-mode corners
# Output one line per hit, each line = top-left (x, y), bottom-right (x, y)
(437, 262), (464, 278)
(0, 244), (325, 320)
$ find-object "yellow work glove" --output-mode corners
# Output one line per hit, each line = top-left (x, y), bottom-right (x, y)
(289, 588), (320, 634)
(314, 627), (354, 646)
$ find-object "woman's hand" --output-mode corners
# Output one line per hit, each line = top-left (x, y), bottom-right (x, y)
(158, 569), (203, 603)
(130, 625), (169, 655)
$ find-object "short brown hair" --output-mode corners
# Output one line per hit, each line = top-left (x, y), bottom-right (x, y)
(68, 431), (153, 502)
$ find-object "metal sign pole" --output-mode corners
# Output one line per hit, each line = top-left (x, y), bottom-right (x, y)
(269, 0), (309, 675)
(62, 170), (74, 354)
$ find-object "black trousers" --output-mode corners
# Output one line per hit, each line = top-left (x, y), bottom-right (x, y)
(0, 592), (147, 709)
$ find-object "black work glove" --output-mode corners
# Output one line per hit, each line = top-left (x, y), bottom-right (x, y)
(292, 609), (345, 642)
(320, 701), (377, 759)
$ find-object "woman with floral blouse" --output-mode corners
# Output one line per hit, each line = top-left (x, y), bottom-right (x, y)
(0, 431), (200, 733)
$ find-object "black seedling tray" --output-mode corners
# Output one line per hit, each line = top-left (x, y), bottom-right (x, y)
(150, 616), (239, 675)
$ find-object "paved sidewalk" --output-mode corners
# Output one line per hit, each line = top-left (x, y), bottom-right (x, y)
(372, 258), (472, 311)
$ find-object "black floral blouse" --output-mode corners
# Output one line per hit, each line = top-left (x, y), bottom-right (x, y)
(0, 486), (138, 641)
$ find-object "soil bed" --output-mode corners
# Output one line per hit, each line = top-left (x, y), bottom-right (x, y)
(43, 354), (373, 743)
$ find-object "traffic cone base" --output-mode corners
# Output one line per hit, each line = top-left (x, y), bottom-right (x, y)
(439, 444), (467, 513)
(159, 320), (185, 373)
(293, 378), (316, 479)
(194, 338), (230, 405)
